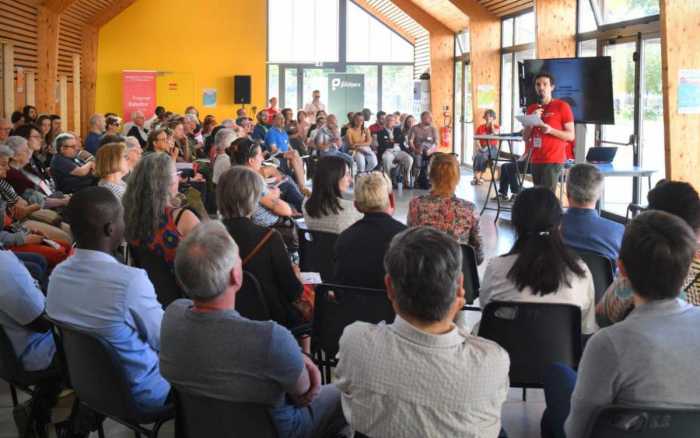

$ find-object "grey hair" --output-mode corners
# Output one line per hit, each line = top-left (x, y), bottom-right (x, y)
(184, 114), (198, 125)
(214, 128), (237, 152)
(175, 220), (240, 302)
(384, 227), (462, 322)
(5, 136), (28, 154)
(54, 132), (75, 151)
(122, 152), (175, 242)
(131, 110), (144, 120)
(220, 119), (236, 129)
(88, 113), (104, 127)
(216, 166), (264, 219)
(566, 163), (603, 204)
(125, 136), (141, 150)
(0, 144), (14, 159)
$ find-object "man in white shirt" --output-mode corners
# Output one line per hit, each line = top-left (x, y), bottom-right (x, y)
(335, 226), (510, 438)
(303, 90), (326, 118)
(211, 128), (236, 185)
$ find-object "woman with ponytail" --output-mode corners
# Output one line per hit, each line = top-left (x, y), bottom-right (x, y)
(480, 187), (597, 334)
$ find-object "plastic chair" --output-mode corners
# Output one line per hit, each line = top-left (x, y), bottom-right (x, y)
(585, 405), (700, 438)
(461, 244), (480, 304)
(478, 302), (582, 400)
(235, 271), (270, 321)
(298, 229), (338, 282)
(0, 326), (61, 438)
(174, 389), (277, 438)
(129, 244), (185, 308)
(52, 321), (174, 438)
(312, 283), (395, 383)
(573, 249), (615, 304)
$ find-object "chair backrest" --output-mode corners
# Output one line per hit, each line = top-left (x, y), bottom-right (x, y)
(478, 301), (582, 388)
(235, 271), (270, 321)
(0, 326), (21, 382)
(53, 321), (144, 421)
(174, 389), (277, 438)
(586, 405), (700, 438)
(312, 283), (395, 360)
(298, 229), (338, 282)
(461, 244), (480, 304)
(129, 244), (185, 308)
(574, 249), (615, 304)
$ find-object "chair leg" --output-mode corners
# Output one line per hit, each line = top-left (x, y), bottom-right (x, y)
(98, 421), (106, 438)
(522, 388), (527, 402)
(9, 384), (18, 406)
(133, 432), (142, 438)
(151, 419), (167, 438)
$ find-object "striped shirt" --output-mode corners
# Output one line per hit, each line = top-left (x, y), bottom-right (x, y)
(0, 179), (19, 206)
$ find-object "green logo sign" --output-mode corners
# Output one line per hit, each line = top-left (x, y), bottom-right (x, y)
(328, 73), (365, 118)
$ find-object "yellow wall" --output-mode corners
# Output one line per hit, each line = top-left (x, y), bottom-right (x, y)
(96, 0), (267, 121)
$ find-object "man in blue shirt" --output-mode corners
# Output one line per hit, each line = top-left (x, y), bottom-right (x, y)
(562, 163), (624, 261)
(265, 113), (307, 192)
(83, 113), (105, 155)
(47, 187), (170, 409)
(265, 113), (290, 154)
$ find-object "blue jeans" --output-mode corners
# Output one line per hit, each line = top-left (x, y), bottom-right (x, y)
(272, 384), (346, 438)
(279, 179), (304, 213)
(498, 161), (529, 197)
(16, 252), (49, 291)
(541, 363), (577, 438)
(319, 148), (354, 170)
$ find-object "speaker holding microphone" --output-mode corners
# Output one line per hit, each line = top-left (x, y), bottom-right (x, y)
(234, 75), (251, 104)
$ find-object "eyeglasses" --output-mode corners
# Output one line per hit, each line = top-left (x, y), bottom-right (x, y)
(29, 134), (42, 139)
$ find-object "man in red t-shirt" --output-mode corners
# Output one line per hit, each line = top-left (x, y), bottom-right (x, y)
(264, 97), (280, 121)
(524, 72), (575, 193)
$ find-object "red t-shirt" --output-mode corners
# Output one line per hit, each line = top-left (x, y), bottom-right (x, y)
(475, 123), (500, 147)
(526, 99), (574, 164)
(264, 107), (279, 121)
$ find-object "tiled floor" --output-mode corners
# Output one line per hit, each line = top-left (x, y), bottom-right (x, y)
(0, 168), (546, 438)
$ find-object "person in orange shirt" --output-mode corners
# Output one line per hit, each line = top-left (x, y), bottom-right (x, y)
(472, 109), (500, 185)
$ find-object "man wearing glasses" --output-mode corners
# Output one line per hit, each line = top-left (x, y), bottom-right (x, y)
(49, 133), (96, 194)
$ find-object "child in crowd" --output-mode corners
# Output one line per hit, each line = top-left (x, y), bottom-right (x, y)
(472, 109), (499, 185)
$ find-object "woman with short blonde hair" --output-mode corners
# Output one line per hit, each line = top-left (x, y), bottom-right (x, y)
(96, 142), (128, 201)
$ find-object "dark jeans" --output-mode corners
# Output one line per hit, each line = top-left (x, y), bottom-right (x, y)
(541, 363), (577, 438)
(280, 179), (304, 213)
(16, 252), (48, 291)
(498, 161), (529, 196)
(532, 163), (564, 193)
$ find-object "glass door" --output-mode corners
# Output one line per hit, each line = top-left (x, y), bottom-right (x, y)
(302, 68), (336, 111)
(640, 36), (664, 200)
(281, 67), (299, 110)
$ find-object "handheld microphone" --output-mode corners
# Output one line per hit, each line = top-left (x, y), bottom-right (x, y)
(536, 94), (544, 107)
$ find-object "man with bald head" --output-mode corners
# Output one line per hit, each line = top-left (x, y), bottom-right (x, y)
(47, 187), (170, 409)
(0, 118), (11, 144)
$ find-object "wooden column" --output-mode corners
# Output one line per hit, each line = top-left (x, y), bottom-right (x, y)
(26, 71), (36, 106)
(535, 0), (577, 58)
(660, 0), (700, 188)
(80, 25), (98, 138)
(58, 75), (68, 125)
(72, 53), (80, 133)
(2, 43), (13, 117)
(36, 6), (60, 113)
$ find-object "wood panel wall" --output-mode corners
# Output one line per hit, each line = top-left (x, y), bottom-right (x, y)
(535, 0), (576, 59)
(660, 0), (700, 189)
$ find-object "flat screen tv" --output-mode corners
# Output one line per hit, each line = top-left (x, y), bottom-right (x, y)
(518, 57), (615, 125)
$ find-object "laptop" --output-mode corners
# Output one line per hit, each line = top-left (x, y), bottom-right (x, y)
(586, 147), (617, 164)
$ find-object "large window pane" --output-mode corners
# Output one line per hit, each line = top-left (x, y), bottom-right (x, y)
(454, 61), (463, 158)
(500, 53), (513, 134)
(641, 37), (664, 200)
(578, 0), (598, 32)
(268, 0), (339, 63)
(302, 68), (335, 108)
(346, 65), (378, 119)
(268, 65), (279, 101)
(347, 2), (413, 63)
(515, 12), (535, 45)
(284, 68), (299, 110)
(456, 31), (469, 56)
(382, 65), (413, 114)
(595, 0), (659, 25)
(502, 18), (514, 48)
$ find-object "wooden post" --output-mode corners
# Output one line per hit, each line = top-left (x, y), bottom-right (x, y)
(2, 43), (14, 118)
(36, 6), (60, 113)
(81, 25), (98, 138)
(25, 71), (36, 106)
(72, 54), (81, 133)
(59, 75), (68, 127)
(535, 0), (577, 59)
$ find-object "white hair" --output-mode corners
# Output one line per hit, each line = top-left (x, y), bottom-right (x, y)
(185, 114), (198, 125)
(220, 119), (235, 129)
(89, 113), (104, 128)
(125, 136), (141, 150)
(214, 128), (237, 152)
(131, 111), (144, 120)
(4, 136), (28, 154)
(0, 144), (14, 159)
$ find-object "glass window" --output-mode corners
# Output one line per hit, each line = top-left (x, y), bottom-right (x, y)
(578, 40), (598, 152)
(512, 49), (535, 139)
(578, 0), (598, 32)
(456, 31), (469, 56)
(268, 0), (339, 63)
(347, 2), (414, 63)
(284, 68), (299, 110)
(302, 68), (335, 108)
(454, 61), (463, 156)
(381, 65), (414, 114)
(502, 18), (514, 48)
(640, 37), (664, 199)
(346, 65), (378, 118)
(515, 12), (535, 45)
(500, 53), (513, 133)
(268, 65), (279, 101)
(595, 0), (659, 25)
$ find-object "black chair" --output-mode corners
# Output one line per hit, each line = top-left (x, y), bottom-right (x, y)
(52, 321), (174, 438)
(574, 249), (615, 304)
(585, 405), (700, 438)
(461, 244), (480, 304)
(312, 283), (395, 383)
(298, 229), (338, 282)
(235, 271), (270, 321)
(129, 244), (185, 308)
(478, 302), (582, 401)
(174, 389), (277, 438)
(0, 326), (62, 438)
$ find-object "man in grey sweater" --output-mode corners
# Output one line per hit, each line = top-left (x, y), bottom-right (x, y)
(542, 210), (700, 438)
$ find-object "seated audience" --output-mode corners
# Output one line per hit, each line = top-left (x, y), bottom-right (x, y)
(303, 156), (361, 234)
(333, 172), (405, 289)
(103, 115), (122, 138)
(542, 211), (700, 438)
(377, 113), (413, 187)
(123, 152), (200, 267)
(126, 111), (148, 148)
(265, 114), (306, 191)
(480, 187), (597, 334)
(252, 110), (269, 146)
(22, 105), (37, 125)
(335, 227), (510, 437)
(84, 113), (105, 155)
(160, 220), (346, 438)
(368, 110), (386, 135)
(11, 124), (52, 184)
(124, 136), (143, 177)
(211, 128), (236, 185)
(407, 111), (438, 182)
(96, 142), (129, 201)
(597, 181), (700, 323)
(562, 163), (624, 261)
(144, 127), (178, 161)
(472, 109), (499, 185)
(0, 117), (11, 144)
(407, 153), (484, 264)
(47, 187), (170, 409)
(312, 114), (354, 168)
(50, 133), (96, 194)
(346, 113), (377, 173)
(217, 166), (303, 330)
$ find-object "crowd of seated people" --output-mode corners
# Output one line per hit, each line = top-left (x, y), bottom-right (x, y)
(1, 97), (700, 438)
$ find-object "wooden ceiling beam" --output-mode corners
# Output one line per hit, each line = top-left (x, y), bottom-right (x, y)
(85, 0), (137, 29)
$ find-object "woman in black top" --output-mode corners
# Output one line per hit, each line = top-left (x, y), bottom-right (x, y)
(216, 165), (303, 330)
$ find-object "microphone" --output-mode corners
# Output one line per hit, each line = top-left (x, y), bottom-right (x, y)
(536, 94), (544, 108)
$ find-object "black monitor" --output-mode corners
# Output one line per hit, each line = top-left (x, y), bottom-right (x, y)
(518, 57), (615, 125)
